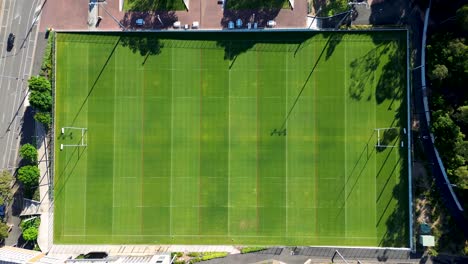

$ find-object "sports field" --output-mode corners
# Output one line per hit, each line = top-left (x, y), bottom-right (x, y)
(54, 31), (409, 246)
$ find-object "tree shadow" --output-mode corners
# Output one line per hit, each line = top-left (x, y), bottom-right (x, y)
(369, 0), (410, 26)
(377, 84), (409, 248)
(345, 31), (409, 247)
(348, 41), (392, 102)
(120, 11), (178, 30)
(220, 6), (282, 29)
(19, 107), (35, 146)
(215, 31), (315, 60)
(120, 34), (163, 57)
(125, 0), (186, 11)
(325, 33), (344, 60)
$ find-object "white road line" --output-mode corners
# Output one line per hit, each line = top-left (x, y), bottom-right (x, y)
(4, 0), (39, 170)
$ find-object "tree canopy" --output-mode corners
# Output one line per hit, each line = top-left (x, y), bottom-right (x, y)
(28, 76), (51, 92)
(19, 144), (38, 164)
(17, 165), (40, 188)
(29, 91), (52, 112)
(0, 171), (13, 205)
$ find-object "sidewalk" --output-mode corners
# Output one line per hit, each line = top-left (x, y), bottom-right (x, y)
(36, 123), (52, 252)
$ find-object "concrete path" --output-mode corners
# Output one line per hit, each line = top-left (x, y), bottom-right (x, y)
(36, 122), (52, 252)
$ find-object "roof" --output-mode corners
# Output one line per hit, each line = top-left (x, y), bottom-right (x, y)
(0, 246), (44, 264)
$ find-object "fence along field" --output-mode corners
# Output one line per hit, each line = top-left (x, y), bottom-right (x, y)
(54, 31), (409, 247)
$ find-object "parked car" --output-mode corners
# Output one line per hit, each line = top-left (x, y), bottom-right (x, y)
(7, 33), (15, 51)
(0, 204), (6, 220)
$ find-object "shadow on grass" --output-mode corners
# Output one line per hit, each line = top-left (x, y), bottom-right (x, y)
(345, 32), (409, 247)
(70, 37), (121, 127)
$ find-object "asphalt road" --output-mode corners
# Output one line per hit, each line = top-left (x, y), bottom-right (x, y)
(0, 0), (43, 246)
(0, 0), (42, 171)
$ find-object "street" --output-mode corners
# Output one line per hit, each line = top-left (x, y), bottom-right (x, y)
(0, 0), (43, 245)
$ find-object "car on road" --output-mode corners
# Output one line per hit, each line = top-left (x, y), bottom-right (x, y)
(7, 33), (15, 51)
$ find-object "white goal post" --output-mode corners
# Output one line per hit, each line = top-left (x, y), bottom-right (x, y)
(60, 126), (88, 150)
(375, 127), (406, 148)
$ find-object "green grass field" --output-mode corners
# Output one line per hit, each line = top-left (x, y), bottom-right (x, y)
(124, 0), (186, 11)
(54, 31), (409, 246)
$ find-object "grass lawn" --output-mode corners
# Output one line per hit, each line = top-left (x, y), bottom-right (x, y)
(54, 31), (409, 246)
(226, 0), (291, 10)
(124, 0), (186, 11)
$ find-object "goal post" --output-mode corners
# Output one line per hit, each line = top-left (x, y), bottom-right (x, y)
(60, 126), (88, 151)
(375, 127), (406, 149)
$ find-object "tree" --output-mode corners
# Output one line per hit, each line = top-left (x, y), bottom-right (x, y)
(0, 222), (10, 241)
(453, 166), (468, 189)
(0, 171), (13, 205)
(22, 227), (38, 241)
(28, 76), (51, 92)
(17, 165), (40, 188)
(29, 91), (52, 112)
(456, 4), (468, 31)
(19, 144), (38, 164)
(34, 112), (52, 129)
(429, 64), (448, 80)
(432, 111), (465, 170)
(453, 105), (468, 132)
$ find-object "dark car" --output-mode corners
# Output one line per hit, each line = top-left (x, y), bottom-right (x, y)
(0, 204), (6, 219)
(7, 33), (15, 51)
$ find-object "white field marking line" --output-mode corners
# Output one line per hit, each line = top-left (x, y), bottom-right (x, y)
(82, 42), (90, 236)
(373, 44), (377, 231)
(112, 43), (118, 235)
(62, 233), (378, 239)
(285, 49), (288, 236)
(169, 47), (174, 237)
(227, 55), (231, 237)
(344, 40), (347, 237)
(4, 0), (39, 170)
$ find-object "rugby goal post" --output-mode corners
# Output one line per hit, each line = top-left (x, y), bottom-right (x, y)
(375, 127), (406, 148)
(60, 127), (88, 151)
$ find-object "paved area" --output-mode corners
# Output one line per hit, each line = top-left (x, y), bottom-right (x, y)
(39, 0), (308, 31)
(36, 122), (52, 252)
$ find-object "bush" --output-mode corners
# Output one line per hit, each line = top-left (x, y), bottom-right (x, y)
(34, 112), (52, 129)
(29, 91), (52, 112)
(171, 252), (183, 258)
(201, 252), (228, 261)
(428, 247), (438, 256)
(19, 144), (38, 164)
(241, 247), (267, 254)
(28, 76), (51, 92)
(187, 252), (200, 257)
(22, 227), (38, 241)
(17, 165), (40, 187)
(41, 31), (55, 80)
(20, 217), (40, 230)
